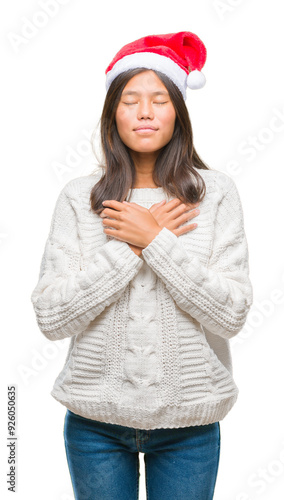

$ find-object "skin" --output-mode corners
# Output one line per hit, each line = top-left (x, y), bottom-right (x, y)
(115, 69), (176, 187)
(100, 70), (200, 257)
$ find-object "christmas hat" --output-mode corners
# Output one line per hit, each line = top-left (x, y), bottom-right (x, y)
(105, 31), (207, 99)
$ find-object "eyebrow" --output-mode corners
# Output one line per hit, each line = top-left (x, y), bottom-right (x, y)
(121, 90), (169, 96)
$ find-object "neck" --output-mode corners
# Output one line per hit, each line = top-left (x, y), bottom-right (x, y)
(130, 150), (160, 188)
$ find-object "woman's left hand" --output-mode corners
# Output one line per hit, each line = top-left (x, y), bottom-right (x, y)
(100, 200), (162, 251)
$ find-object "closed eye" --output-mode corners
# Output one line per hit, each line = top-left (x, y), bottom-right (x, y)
(122, 101), (168, 106)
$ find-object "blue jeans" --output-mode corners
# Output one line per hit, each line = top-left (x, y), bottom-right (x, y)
(63, 409), (220, 500)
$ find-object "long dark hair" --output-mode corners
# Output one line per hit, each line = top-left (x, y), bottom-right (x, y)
(90, 68), (211, 215)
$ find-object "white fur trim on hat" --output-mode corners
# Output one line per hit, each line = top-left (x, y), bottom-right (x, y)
(105, 52), (188, 99)
(187, 70), (206, 90)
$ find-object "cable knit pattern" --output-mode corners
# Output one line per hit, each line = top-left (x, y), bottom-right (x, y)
(141, 174), (252, 339)
(30, 166), (253, 430)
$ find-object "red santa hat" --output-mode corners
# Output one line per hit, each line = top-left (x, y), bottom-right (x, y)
(105, 31), (207, 100)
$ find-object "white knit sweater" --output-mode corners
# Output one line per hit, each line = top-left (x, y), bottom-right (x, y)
(30, 166), (253, 430)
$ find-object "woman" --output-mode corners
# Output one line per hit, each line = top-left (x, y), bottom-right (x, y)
(31, 32), (253, 499)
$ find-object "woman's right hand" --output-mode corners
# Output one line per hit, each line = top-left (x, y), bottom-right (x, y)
(149, 198), (200, 236)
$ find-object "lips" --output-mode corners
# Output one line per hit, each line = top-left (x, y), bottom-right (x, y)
(133, 126), (158, 131)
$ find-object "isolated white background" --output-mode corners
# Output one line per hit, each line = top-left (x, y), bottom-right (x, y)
(1, 1), (284, 499)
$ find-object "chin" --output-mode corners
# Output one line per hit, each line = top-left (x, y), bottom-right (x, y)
(131, 142), (165, 153)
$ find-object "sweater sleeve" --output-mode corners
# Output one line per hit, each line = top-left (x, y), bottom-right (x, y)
(30, 181), (144, 341)
(141, 174), (253, 340)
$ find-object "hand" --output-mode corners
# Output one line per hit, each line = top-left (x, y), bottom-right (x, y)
(124, 198), (201, 256)
(149, 198), (200, 235)
(100, 200), (162, 251)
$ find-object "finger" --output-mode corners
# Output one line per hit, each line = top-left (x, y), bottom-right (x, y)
(183, 207), (200, 219)
(170, 206), (200, 229)
(122, 201), (140, 205)
(101, 199), (128, 218)
(165, 198), (200, 212)
(102, 217), (119, 230)
(123, 201), (145, 212)
(102, 200), (124, 210)
(172, 222), (198, 237)
(149, 200), (166, 213)
(100, 208), (119, 219)
(103, 226), (125, 242)
(169, 202), (200, 220)
(151, 200), (166, 206)
(152, 200), (166, 207)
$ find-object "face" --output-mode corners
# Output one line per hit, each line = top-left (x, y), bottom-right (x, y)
(115, 70), (176, 155)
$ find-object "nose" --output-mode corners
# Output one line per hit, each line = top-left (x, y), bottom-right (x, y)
(137, 99), (154, 120)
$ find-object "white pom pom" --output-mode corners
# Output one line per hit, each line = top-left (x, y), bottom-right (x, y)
(187, 70), (206, 90)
